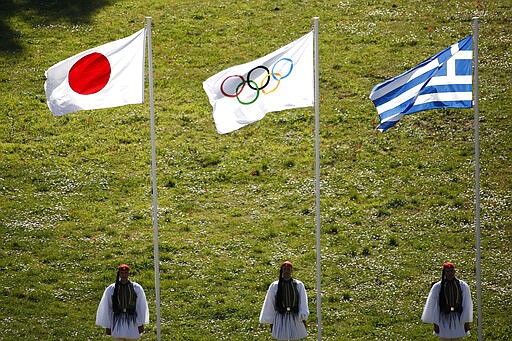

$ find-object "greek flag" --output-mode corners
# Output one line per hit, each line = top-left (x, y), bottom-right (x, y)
(370, 36), (473, 132)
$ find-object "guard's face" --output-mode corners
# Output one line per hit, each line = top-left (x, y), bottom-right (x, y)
(444, 267), (455, 280)
(282, 265), (292, 280)
(119, 268), (130, 281)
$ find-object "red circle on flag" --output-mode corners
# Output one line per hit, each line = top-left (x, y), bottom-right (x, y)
(68, 52), (111, 95)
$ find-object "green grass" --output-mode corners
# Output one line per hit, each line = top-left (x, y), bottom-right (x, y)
(1, 0), (511, 340)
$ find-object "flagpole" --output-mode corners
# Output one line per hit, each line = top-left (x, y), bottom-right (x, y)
(313, 16), (322, 341)
(472, 16), (482, 341)
(146, 16), (162, 341)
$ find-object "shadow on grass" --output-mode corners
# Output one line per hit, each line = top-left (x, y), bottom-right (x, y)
(0, 0), (114, 54)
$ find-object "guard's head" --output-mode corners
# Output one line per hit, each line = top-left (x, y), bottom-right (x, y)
(117, 264), (130, 282)
(442, 262), (455, 280)
(280, 261), (293, 280)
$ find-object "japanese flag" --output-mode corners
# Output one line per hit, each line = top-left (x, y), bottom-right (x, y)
(45, 28), (146, 116)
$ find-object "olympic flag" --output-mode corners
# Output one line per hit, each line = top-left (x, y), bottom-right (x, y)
(45, 28), (146, 116)
(203, 31), (314, 134)
(370, 36), (473, 132)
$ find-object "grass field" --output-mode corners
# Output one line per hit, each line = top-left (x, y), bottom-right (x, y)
(1, 0), (511, 340)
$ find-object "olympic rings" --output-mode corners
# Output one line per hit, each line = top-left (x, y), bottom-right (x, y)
(219, 58), (294, 105)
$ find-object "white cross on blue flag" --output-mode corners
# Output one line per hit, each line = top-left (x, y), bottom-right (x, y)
(370, 36), (473, 132)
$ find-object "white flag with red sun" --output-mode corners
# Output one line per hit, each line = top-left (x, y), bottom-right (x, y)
(44, 28), (146, 116)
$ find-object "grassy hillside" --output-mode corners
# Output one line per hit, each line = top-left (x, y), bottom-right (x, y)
(1, 0), (510, 340)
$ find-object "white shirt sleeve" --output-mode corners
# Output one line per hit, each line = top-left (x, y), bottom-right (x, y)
(296, 280), (309, 321)
(460, 280), (473, 323)
(95, 284), (114, 328)
(133, 282), (150, 326)
(421, 282), (440, 324)
(259, 281), (278, 324)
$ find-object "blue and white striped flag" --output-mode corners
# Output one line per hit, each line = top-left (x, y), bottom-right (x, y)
(370, 36), (473, 132)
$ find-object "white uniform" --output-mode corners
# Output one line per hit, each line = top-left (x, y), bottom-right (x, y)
(259, 279), (309, 340)
(96, 281), (149, 339)
(421, 279), (473, 339)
